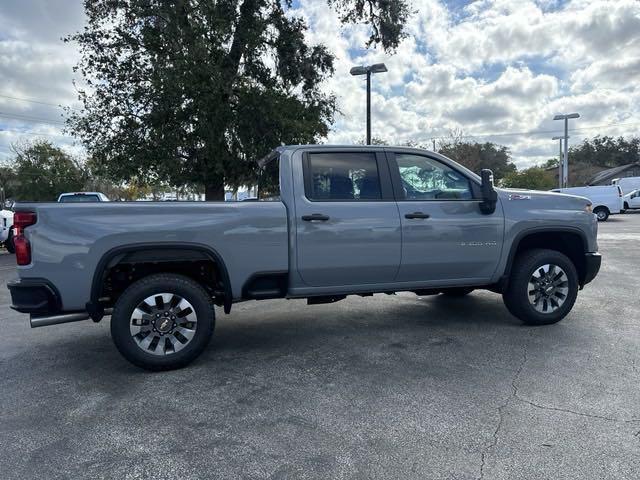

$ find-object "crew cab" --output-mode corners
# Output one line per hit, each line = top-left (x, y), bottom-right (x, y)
(8, 146), (601, 371)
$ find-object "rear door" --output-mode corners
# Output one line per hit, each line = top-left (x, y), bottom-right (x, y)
(294, 150), (402, 287)
(387, 150), (504, 283)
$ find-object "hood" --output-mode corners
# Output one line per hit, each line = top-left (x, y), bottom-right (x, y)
(496, 188), (591, 210)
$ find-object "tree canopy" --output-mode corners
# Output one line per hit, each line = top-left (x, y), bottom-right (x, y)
(501, 166), (556, 191)
(569, 136), (640, 168)
(437, 141), (517, 180)
(66, 0), (410, 199)
(9, 140), (88, 201)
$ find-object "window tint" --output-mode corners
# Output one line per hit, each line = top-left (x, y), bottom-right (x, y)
(395, 154), (472, 201)
(306, 152), (381, 201)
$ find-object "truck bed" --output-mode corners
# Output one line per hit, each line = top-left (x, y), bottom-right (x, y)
(15, 201), (289, 310)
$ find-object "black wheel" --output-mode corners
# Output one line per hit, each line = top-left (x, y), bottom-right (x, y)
(440, 287), (474, 297)
(624, 202), (629, 210)
(111, 274), (215, 371)
(5, 229), (14, 253)
(502, 249), (579, 325)
(593, 207), (609, 221)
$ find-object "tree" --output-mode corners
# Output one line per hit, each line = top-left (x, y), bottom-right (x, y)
(437, 141), (517, 180)
(501, 166), (555, 191)
(569, 136), (640, 168)
(66, 0), (410, 199)
(10, 140), (88, 201)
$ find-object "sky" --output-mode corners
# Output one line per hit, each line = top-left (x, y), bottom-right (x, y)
(0, 0), (639, 168)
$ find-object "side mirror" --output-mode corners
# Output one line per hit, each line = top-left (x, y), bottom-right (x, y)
(480, 169), (498, 214)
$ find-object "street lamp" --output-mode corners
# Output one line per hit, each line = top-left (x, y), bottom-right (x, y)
(551, 135), (568, 189)
(350, 63), (388, 145)
(553, 113), (579, 188)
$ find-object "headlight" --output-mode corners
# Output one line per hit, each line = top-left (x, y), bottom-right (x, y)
(585, 204), (593, 214)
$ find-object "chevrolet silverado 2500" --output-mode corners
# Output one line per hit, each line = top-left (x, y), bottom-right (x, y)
(8, 146), (601, 370)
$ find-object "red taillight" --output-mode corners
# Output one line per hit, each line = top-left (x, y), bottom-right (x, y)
(13, 212), (37, 266)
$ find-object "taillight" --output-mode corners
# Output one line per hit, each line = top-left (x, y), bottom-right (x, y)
(13, 212), (37, 266)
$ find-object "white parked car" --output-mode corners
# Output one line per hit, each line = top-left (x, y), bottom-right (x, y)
(0, 208), (14, 253)
(623, 189), (640, 211)
(551, 185), (624, 221)
(58, 192), (110, 203)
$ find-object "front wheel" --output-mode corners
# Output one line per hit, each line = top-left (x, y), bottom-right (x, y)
(502, 249), (579, 325)
(111, 274), (215, 371)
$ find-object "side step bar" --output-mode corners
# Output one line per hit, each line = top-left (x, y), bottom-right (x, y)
(30, 309), (113, 328)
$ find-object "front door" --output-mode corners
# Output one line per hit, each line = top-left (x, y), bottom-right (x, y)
(294, 150), (402, 287)
(387, 151), (504, 283)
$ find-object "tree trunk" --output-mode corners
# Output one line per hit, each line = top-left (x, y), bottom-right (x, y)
(205, 178), (225, 201)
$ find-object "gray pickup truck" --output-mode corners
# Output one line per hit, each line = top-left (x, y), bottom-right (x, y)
(8, 145), (601, 370)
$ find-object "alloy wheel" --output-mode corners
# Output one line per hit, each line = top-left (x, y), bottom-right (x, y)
(129, 293), (198, 355)
(527, 264), (569, 314)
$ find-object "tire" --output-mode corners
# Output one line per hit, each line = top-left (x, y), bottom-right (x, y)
(111, 273), (215, 371)
(440, 287), (474, 297)
(502, 248), (579, 326)
(593, 207), (609, 221)
(624, 202), (630, 210)
(5, 229), (14, 254)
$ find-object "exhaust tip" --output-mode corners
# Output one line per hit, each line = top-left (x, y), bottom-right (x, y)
(30, 312), (90, 328)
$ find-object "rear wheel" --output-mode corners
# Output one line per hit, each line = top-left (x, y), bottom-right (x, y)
(502, 249), (578, 325)
(593, 206), (609, 221)
(110, 274), (215, 371)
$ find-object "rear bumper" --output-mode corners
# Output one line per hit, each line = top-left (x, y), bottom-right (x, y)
(582, 252), (601, 286)
(7, 278), (61, 314)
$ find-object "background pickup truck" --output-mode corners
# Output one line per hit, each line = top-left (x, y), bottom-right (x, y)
(8, 145), (601, 371)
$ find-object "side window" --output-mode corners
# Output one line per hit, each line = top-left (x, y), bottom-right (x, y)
(305, 152), (382, 201)
(394, 154), (473, 201)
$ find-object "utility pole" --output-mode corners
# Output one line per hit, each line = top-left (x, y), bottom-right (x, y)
(553, 113), (580, 188)
(552, 136), (566, 189)
(350, 63), (388, 145)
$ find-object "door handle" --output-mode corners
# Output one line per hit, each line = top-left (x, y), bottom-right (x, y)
(302, 213), (330, 222)
(404, 212), (430, 219)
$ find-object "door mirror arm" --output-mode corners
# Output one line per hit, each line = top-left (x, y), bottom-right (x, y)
(479, 169), (498, 215)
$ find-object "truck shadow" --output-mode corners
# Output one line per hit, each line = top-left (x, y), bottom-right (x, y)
(6, 292), (581, 378)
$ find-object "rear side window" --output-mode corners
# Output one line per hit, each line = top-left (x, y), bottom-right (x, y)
(305, 152), (381, 201)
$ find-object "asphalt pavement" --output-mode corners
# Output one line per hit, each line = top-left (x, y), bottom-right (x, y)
(0, 213), (639, 479)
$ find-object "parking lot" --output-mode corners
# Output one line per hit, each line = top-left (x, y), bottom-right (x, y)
(0, 214), (638, 479)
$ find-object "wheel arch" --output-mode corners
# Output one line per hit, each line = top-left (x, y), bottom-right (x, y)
(88, 243), (232, 319)
(502, 227), (589, 289)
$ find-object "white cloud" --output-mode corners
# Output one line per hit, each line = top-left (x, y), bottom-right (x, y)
(0, 0), (639, 169)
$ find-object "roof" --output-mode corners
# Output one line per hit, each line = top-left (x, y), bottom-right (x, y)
(588, 163), (640, 185)
(257, 144), (437, 167)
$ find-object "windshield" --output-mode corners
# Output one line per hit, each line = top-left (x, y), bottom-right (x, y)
(59, 194), (100, 203)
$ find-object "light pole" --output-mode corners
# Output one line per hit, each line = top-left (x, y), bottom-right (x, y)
(553, 113), (579, 188)
(350, 63), (388, 145)
(552, 135), (567, 189)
